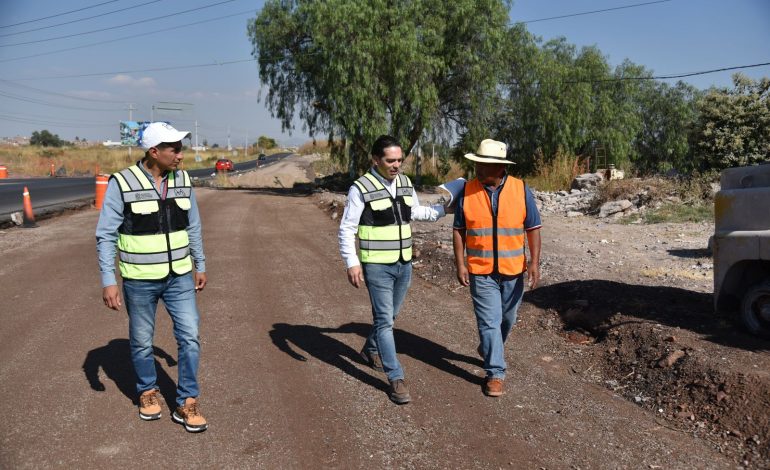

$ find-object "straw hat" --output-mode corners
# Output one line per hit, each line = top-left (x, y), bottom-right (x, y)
(463, 139), (515, 165)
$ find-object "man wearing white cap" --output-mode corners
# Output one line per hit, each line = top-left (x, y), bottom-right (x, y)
(452, 139), (542, 397)
(95, 122), (209, 432)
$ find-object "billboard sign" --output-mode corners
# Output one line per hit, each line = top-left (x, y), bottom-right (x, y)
(120, 121), (149, 146)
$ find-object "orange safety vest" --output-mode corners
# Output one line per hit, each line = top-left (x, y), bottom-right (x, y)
(463, 177), (527, 275)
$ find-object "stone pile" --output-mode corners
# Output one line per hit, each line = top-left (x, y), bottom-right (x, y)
(533, 188), (596, 217)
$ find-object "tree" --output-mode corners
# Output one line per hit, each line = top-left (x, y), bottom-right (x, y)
(248, 0), (511, 173)
(257, 135), (277, 149)
(493, 30), (642, 173)
(631, 80), (700, 174)
(30, 129), (66, 147)
(202, 139), (209, 147)
(691, 74), (770, 171)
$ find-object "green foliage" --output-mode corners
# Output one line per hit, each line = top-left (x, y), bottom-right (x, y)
(257, 135), (277, 149)
(623, 203), (713, 224)
(30, 129), (67, 147)
(691, 74), (770, 170)
(248, 0), (511, 174)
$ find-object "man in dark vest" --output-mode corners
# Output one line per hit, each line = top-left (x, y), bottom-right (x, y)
(453, 139), (542, 397)
(339, 135), (447, 404)
(96, 122), (208, 432)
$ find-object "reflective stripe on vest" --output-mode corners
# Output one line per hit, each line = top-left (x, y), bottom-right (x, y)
(463, 177), (527, 275)
(113, 165), (193, 280)
(354, 171), (413, 264)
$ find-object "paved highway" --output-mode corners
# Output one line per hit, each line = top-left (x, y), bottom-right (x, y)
(0, 153), (290, 219)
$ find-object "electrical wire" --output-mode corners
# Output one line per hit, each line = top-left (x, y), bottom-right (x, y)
(515, 0), (673, 25)
(0, 0), (121, 29)
(0, 8), (258, 63)
(0, 90), (124, 111)
(564, 61), (770, 84)
(0, 79), (127, 103)
(0, 0), (163, 39)
(0, 0), (236, 47)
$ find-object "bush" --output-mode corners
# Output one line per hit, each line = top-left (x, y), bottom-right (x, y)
(524, 149), (587, 192)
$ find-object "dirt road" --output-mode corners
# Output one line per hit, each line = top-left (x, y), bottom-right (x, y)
(0, 186), (751, 469)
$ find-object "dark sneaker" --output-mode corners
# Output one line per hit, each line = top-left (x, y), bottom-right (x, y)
(484, 378), (504, 397)
(138, 389), (162, 421)
(360, 348), (385, 372)
(388, 379), (411, 404)
(172, 398), (208, 433)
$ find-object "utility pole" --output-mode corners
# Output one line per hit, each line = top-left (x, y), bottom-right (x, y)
(126, 103), (135, 159)
(227, 126), (232, 151)
(194, 120), (201, 162)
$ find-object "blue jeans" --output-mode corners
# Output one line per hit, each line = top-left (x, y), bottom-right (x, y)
(123, 273), (201, 407)
(470, 273), (524, 379)
(362, 261), (412, 382)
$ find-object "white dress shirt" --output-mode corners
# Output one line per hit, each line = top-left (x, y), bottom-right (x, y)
(338, 168), (446, 269)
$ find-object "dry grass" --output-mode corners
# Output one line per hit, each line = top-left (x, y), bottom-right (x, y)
(297, 139), (334, 155)
(0, 145), (265, 177)
(525, 150), (588, 192)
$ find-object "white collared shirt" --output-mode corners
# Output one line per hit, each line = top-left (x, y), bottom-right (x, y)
(338, 168), (446, 268)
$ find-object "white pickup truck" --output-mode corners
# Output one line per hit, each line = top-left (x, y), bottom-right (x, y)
(713, 164), (770, 338)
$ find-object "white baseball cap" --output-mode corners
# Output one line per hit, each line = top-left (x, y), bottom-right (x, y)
(139, 122), (191, 150)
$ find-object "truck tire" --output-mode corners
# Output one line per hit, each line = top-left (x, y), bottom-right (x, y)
(741, 280), (770, 339)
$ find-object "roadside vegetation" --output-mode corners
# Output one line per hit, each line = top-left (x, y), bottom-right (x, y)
(0, 144), (281, 177)
(248, 0), (768, 224)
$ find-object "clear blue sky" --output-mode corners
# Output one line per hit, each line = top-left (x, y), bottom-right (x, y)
(0, 0), (768, 145)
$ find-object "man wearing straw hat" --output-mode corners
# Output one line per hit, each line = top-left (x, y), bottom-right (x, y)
(452, 139), (542, 397)
(95, 122), (209, 432)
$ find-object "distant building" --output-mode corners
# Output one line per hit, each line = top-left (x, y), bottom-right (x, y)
(102, 140), (122, 147)
(191, 146), (207, 152)
(0, 135), (30, 147)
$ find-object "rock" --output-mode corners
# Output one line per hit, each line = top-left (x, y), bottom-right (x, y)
(566, 211), (583, 218)
(10, 212), (23, 226)
(331, 211), (338, 220)
(571, 173), (603, 190)
(657, 349), (686, 368)
(599, 199), (633, 218)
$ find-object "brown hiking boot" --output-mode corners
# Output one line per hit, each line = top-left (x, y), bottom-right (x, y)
(360, 348), (384, 372)
(388, 379), (411, 404)
(138, 389), (162, 421)
(172, 398), (208, 433)
(484, 378), (504, 397)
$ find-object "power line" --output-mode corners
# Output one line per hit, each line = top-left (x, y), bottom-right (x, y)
(0, 0), (121, 29)
(0, 0), (236, 47)
(564, 61), (770, 84)
(0, 79), (127, 103)
(515, 0), (673, 25)
(0, 8), (258, 63)
(0, 0), (163, 39)
(2, 58), (256, 80)
(0, 90), (125, 111)
(0, 115), (115, 128)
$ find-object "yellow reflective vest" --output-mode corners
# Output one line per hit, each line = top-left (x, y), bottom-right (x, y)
(111, 164), (193, 280)
(354, 171), (414, 264)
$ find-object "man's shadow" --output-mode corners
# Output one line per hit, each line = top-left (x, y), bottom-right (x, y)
(270, 322), (483, 394)
(83, 338), (178, 410)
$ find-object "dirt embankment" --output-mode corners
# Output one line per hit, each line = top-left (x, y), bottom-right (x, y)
(316, 187), (770, 469)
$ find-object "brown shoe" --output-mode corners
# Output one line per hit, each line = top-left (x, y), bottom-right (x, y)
(172, 398), (208, 433)
(388, 379), (411, 404)
(138, 389), (162, 421)
(484, 378), (504, 397)
(360, 348), (384, 372)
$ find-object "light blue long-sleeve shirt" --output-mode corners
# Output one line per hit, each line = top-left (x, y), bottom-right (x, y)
(95, 161), (206, 287)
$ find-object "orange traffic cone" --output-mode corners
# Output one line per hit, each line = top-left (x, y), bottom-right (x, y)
(0, 164), (8, 178)
(22, 186), (38, 228)
(95, 175), (109, 210)
(49, 162), (55, 177)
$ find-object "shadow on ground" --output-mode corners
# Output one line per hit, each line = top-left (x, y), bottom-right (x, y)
(83, 338), (179, 409)
(270, 322), (483, 393)
(526, 280), (768, 351)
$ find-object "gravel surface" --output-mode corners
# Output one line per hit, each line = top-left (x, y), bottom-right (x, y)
(1, 160), (766, 468)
